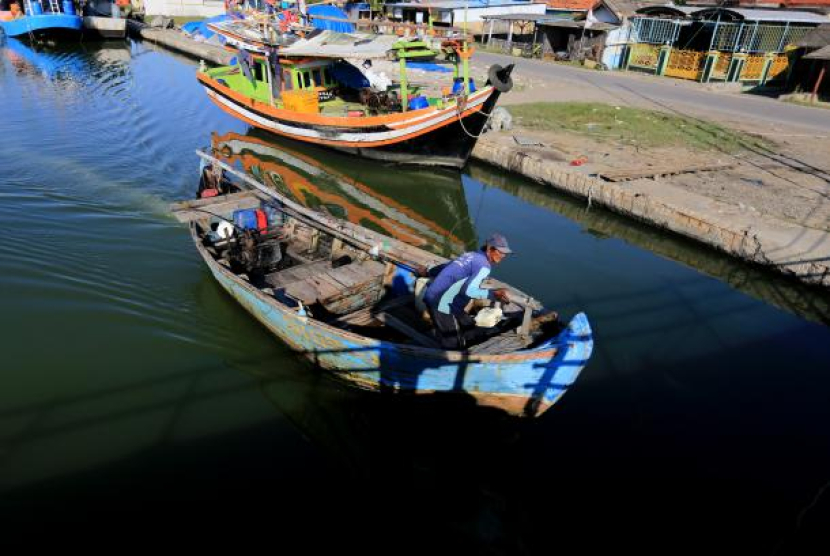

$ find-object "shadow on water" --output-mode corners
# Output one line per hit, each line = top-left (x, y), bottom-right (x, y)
(2, 36), (829, 554)
(467, 162), (830, 326)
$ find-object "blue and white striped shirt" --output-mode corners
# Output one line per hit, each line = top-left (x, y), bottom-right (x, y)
(423, 251), (494, 315)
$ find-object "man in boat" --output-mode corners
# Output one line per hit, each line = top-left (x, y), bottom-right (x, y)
(423, 234), (512, 350)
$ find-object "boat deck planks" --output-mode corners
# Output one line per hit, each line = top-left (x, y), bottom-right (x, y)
(171, 190), (262, 223)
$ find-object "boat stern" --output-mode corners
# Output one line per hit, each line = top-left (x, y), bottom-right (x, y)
(523, 312), (594, 417)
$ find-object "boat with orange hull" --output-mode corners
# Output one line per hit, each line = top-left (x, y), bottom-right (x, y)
(197, 31), (514, 168)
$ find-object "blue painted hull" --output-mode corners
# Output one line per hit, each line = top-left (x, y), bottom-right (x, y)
(195, 229), (593, 417)
(0, 14), (82, 40)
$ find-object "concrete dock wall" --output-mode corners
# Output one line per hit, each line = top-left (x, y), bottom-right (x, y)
(472, 137), (830, 288)
(126, 20), (233, 66)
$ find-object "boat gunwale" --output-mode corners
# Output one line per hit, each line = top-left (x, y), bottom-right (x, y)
(196, 69), (494, 129)
(204, 87), (487, 150)
(189, 224), (564, 364)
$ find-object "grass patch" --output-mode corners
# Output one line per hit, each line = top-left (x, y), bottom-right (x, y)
(508, 102), (770, 153)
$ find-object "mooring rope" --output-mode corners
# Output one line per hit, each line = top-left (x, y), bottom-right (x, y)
(456, 98), (496, 140)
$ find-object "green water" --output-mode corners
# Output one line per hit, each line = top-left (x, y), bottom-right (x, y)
(1, 38), (829, 553)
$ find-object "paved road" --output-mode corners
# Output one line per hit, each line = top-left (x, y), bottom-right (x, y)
(477, 51), (830, 135)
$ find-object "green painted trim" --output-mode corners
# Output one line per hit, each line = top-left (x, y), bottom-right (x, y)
(701, 51), (719, 83)
(656, 46), (672, 76)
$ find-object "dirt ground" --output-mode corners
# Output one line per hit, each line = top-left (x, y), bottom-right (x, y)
(470, 61), (830, 234)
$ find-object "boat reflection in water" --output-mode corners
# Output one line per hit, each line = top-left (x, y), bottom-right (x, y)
(210, 129), (477, 258)
(0, 35), (130, 82)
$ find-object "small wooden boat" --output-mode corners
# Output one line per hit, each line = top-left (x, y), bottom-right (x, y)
(197, 30), (514, 168)
(171, 152), (593, 417)
(0, 0), (82, 41)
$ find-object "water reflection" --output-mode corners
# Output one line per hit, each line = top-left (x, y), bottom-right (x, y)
(468, 163), (830, 326)
(211, 129), (478, 257)
(1, 36), (130, 82)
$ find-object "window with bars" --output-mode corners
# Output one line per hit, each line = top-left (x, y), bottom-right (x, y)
(711, 23), (813, 53)
(631, 18), (680, 45)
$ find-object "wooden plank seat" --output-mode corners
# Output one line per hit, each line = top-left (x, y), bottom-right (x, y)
(264, 260), (332, 289)
(171, 190), (262, 224)
(268, 259), (387, 313)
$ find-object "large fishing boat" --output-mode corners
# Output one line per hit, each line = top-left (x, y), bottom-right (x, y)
(0, 0), (82, 41)
(197, 30), (514, 168)
(171, 152), (593, 417)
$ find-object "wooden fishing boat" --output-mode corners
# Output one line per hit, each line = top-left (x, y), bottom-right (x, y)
(171, 152), (593, 418)
(196, 30), (514, 168)
(1, 0), (82, 41)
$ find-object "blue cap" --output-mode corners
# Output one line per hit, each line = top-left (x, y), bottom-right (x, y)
(486, 233), (513, 254)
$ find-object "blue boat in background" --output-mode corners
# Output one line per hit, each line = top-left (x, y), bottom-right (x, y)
(0, 0), (82, 41)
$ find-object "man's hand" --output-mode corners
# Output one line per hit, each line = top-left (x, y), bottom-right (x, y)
(493, 288), (510, 303)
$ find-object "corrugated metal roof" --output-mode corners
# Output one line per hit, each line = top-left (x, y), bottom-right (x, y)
(387, 0), (541, 9)
(538, 18), (617, 29)
(798, 23), (830, 47)
(545, 0), (596, 10)
(691, 7), (829, 23)
(481, 13), (556, 20)
(804, 44), (830, 59)
(601, 0), (666, 19)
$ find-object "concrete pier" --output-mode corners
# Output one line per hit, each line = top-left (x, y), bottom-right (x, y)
(126, 20), (233, 66)
(472, 135), (830, 288)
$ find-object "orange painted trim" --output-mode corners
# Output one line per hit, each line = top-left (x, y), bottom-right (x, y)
(213, 131), (468, 247)
(208, 92), (484, 148)
(198, 71), (493, 129)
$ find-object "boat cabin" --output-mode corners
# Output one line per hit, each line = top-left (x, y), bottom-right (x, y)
(203, 30), (481, 117)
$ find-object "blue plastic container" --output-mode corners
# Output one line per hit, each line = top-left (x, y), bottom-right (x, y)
(62, 0), (76, 15)
(408, 96), (429, 110)
(233, 209), (259, 231)
(30, 1), (44, 15)
(452, 78), (476, 95)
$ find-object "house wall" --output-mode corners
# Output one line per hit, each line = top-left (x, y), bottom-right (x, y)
(142, 0), (226, 16)
(602, 26), (631, 69)
(451, 4), (547, 32)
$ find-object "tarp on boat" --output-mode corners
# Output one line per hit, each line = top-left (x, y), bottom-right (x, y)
(181, 14), (229, 40)
(307, 5), (354, 32)
(277, 30), (397, 59)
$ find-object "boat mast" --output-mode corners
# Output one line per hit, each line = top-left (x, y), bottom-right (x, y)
(399, 54), (408, 110)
